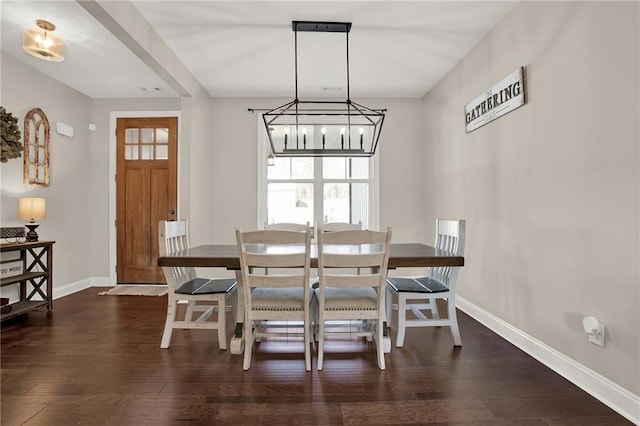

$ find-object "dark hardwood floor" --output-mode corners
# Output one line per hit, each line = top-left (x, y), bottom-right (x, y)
(1, 288), (632, 425)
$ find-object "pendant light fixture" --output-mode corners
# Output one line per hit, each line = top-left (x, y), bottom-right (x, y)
(262, 21), (385, 157)
(23, 20), (64, 62)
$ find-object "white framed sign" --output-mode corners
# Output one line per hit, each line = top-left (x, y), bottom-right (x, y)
(465, 66), (525, 133)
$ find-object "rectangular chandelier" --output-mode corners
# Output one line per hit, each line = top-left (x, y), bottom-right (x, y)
(262, 21), (386, 158)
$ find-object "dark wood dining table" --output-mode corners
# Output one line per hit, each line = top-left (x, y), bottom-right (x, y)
(158, 243), (464, 354)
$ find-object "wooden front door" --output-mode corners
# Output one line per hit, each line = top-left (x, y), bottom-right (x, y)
(116, 117), (177, 283)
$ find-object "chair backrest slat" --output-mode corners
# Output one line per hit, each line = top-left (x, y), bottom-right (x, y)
(245, 252), (309, 269)
(322, 274), (383, 288)
(318, 221), (362, 233)
(247, 274), (308, 289)
(429, 219), (465, 285)
(264, 222), (310, 232)
(323, 252), (386, 269)
(236, 227), (312, 290)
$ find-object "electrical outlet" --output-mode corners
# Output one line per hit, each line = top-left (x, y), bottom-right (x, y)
(588, 323), (606, 347)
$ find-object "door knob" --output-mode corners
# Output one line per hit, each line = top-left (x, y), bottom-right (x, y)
(169, 209), (176, 215)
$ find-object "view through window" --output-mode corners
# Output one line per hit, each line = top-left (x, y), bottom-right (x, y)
(266, 156), (372, 228)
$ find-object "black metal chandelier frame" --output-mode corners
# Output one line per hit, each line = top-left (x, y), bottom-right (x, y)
(261, 21), (386, 157)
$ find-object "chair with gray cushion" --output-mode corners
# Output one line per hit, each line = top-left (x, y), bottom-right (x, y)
(315, 227), (392, 370)
(386, 219), (465, 347)
(235, 227), (313, 371)
(159, 220), (237, 349)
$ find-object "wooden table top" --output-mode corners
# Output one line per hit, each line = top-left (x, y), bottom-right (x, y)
(158, 243), (464, 270)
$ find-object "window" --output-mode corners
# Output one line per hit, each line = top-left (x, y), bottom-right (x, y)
(257, 123), (379, 230)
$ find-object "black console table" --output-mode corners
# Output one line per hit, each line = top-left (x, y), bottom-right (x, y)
(0, 240), (54, 322)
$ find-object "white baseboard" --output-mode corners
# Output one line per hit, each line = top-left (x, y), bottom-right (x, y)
(53, 276), (112, 300)
(456, 296), (640, 424)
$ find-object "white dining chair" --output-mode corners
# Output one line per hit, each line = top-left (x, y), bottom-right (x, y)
(386, 219), (465, 347)
(235, 227), (313, 371)
(159, 220), (237, 350)
(315, 227), (392, 370)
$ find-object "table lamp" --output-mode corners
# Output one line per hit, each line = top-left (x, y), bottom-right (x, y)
(18, 197), (46, 242)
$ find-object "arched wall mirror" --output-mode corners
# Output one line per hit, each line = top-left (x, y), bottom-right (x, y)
(23, 107), (50, 187)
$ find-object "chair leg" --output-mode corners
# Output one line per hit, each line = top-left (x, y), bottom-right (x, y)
(395, 293), (407, 348)
(310, 294), (319, 342)
(230, 289), (238, 324)
(218, 296), (227, 350)
(447, 297), (462, 346)
(377, 319), (385, 370)
(161, 298), (177, 349)
(243, 320), (253, 370)
(317, 320), (325, 370)
(427, 298), (440, 320)
(304, 315), (311, 371)
(185, 300), (196, 321)
(385, 287), (394, 328)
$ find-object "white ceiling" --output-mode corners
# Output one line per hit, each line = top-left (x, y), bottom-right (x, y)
(1, 1), (518, 99)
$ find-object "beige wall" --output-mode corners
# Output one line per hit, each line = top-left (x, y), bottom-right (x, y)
(423, 2), (639, 394)
(1, 52), (94, 290)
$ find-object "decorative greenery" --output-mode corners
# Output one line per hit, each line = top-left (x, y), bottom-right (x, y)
(1, 106), (23, 163)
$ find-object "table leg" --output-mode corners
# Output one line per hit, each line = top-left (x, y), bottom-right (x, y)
(381, 286), (391, 353)
(383, 321), (391, 353)
(229, 270), (245, 355)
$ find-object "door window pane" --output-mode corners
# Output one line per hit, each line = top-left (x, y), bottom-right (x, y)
(125, 129), (138, 143)
(156, 145), (168, 160)
(156, 128), (169, 143)
(125, 145), (138, 160)
(141, 128), (154, 143)
(141, 145), (153, 160)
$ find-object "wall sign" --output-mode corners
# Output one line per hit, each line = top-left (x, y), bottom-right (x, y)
(465, 67), (525, 133)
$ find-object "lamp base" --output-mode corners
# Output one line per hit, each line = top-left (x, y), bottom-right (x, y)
(24, 223), (39, 242)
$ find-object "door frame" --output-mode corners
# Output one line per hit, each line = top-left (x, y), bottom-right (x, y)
(108, 111), (181, 285)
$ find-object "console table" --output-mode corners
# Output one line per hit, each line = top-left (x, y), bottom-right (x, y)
(0, 240), (54, 322)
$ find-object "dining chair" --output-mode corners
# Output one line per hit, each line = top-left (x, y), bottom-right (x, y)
(159, 220), (237, 350)
(235, 227), (313, 371)
(386, 219), (466, 347)
(316, 227), (392, 370)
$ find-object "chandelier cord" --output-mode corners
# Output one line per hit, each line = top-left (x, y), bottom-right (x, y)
(346, 30), (350, 102)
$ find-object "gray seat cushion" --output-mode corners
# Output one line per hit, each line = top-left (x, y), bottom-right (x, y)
(251, 287), (306, 311)
(175, 278), (237, 295)
(316, 287), (377, 310)
(387, 277), (448, 293)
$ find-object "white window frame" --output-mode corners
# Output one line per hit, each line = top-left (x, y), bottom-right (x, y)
(256, 119), (379, 230)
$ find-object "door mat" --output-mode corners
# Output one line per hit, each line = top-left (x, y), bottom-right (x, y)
(98, 285), (168, 296)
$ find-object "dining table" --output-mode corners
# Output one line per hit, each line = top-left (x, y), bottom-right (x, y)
(158, 243), (464, 354)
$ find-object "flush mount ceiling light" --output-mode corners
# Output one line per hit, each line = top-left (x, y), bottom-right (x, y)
(262, 21), (386, 157)
(23, 19), (64, 62)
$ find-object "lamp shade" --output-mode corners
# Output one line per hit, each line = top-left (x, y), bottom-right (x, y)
(19, 197), (46, 221)
(22, 20), (64, 62)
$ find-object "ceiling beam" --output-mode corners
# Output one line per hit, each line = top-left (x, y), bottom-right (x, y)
(77, 0), (207, 98)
